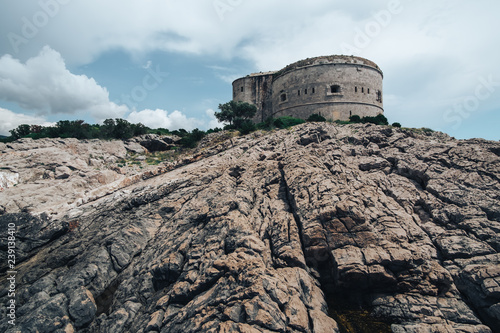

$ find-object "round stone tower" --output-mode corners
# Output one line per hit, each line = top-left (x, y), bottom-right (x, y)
(232, 72), (275, 123)
(232, 55), (384, 122)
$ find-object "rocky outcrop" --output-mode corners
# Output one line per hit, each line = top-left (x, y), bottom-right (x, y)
(129, 134), (182, 152)
(0, 135), (183, 215)
(0, 123), (499, 332)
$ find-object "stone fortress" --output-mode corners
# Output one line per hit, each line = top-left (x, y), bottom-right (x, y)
(232, 55), (384, 123)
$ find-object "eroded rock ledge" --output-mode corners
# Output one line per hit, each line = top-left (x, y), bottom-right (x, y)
(0, 123), (499, 332)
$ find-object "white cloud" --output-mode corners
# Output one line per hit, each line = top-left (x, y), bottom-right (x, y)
(2, 1), (499, 72)
(0, 46), (128, 121)
(206, 109), (224, 129)
(126, 108), (224, 131)
(1, 1), (499, 139)
(126, 109), (199, 131)
(0, 107), (54, 136)
(0, 0), (365, 66)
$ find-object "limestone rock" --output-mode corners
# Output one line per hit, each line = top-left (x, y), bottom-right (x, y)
(68, 287), (97, 328)
(0, 169), (19, 190)
(0, 123), (499, 332)
(132, 134), (181, 152)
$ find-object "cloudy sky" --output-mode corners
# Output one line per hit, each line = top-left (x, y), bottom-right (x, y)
(0, 0), (498, 140)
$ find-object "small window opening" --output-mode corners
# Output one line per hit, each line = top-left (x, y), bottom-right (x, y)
(298, 90), (301, 96)
(280, 93), (287, 102)
(330, 85), (341, 93)
(355, 87), (358, 93)
(312, 87), (315, 94)
(362, 87), (364, 93)
(240, 86), (244, 92)
(350, 111), (352, 117)
(368, 88), (370, 94)
(305, 88), (308, 95)
(377, 91), (382, 102)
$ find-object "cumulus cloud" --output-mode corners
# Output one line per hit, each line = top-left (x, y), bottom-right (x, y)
(126, 108), (223, 131)
(0, 46), (128, 121)
(2, 1), (499, 72)
(0, 46), (223, 133)
(0, 0), (373, 66)
(0, 107), (54, 136)
(1, 1), (499, 139)
(205, 109), (224, 129)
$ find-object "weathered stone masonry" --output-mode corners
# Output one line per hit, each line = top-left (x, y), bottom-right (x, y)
(232, 55), (384, 122)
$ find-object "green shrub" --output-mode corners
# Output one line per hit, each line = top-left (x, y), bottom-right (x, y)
(238, 120), (256, 135)
(206, 128), (222, 134)
(153, 128), (171, 135)
(307, 113), (326, 122)
(256, 117), (275, 131)
(348, 114), (389, 126)
(171, 129), (188, 137)
(368, 114), (389, 125)
(392, 122), (402, 128)
(273, 116), (305, 129)
(349, 115), (362, 123)
(179, 128), (206, 148)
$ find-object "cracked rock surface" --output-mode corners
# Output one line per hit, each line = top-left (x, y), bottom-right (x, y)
(0, 123), (499, 332)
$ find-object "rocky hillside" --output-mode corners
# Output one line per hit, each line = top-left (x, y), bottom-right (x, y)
(0, 123), (499, 332)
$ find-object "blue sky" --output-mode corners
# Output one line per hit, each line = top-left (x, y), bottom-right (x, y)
(0, 0), (499, 140)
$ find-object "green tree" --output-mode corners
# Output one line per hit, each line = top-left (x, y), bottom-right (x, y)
(132, 123), (149, 136)
(30, 125), (43, 134)
(55, 120), (90, 139)
(101, 119), (116, 139)
(113, 118), (134, 139)
(273, 116), (305, 129)
(9, 124), (31, 139)
(215, 101), (257, 128)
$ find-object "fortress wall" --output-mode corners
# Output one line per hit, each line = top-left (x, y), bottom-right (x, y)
(271, 62), (383, 121)
(232, 77), (254, 105)
(272, 102), (383, 121)
(232, 56), (384, 123)
(233, 73), (274, 123)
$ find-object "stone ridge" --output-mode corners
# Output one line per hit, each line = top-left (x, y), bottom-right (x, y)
(0, 123), (499, 333)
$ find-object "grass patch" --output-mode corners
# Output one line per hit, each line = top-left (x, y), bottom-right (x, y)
(145, 151), (174, 165)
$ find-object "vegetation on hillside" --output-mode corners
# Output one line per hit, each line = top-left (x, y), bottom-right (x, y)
(1, 118), (222, 149)
(348, 114), (389, 126)
(6, 119), (149, 141)
(215, 101), (257, 135)
(3, 100), (403, 148)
